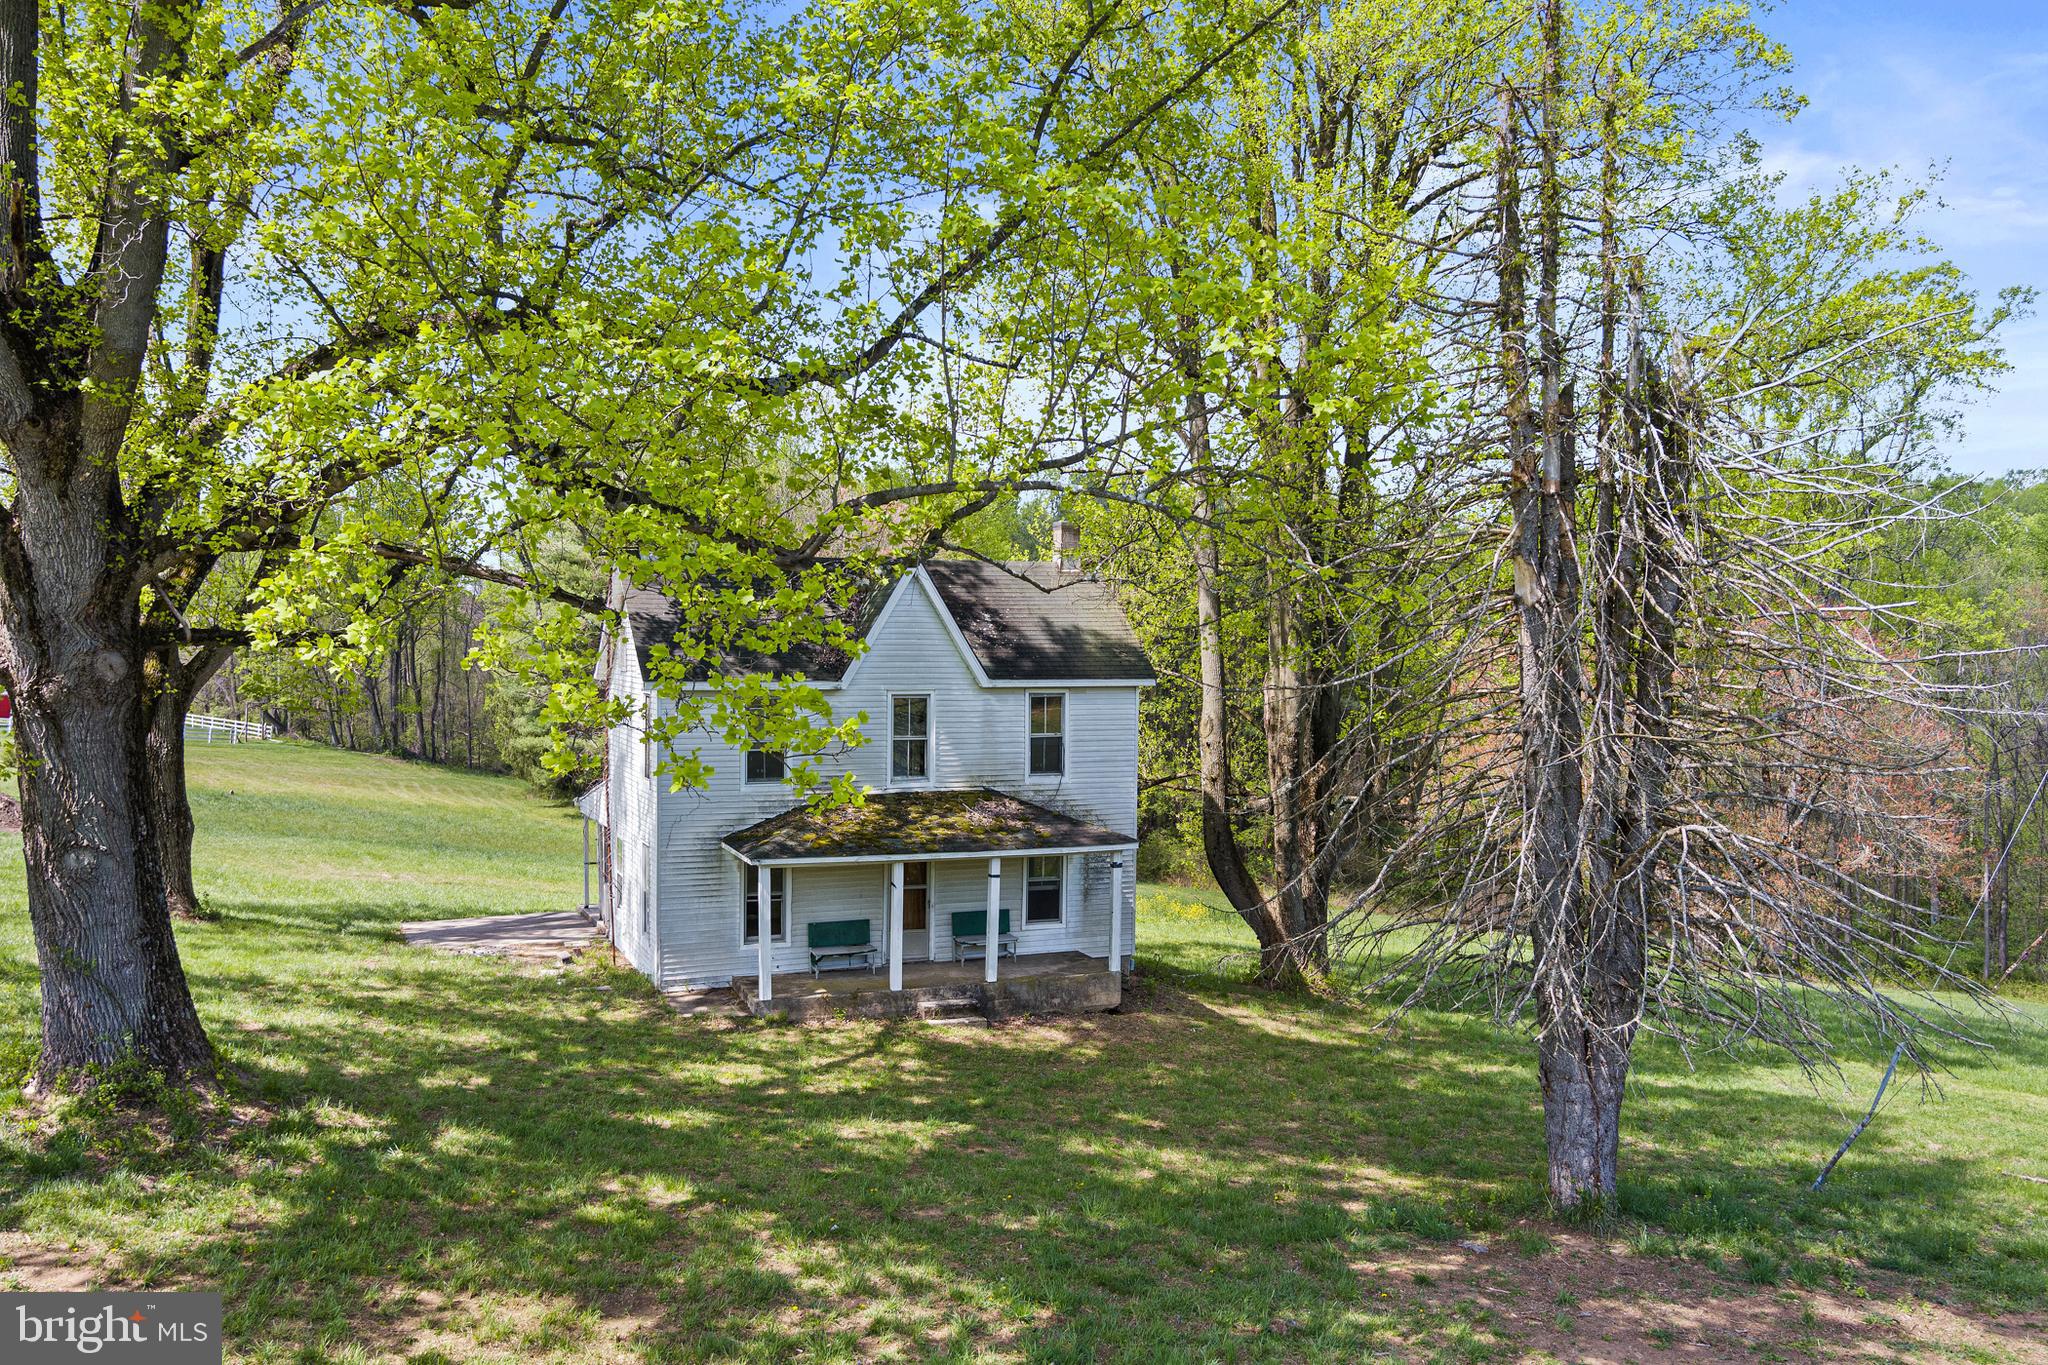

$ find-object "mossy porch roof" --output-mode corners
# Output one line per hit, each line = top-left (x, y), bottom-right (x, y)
(721, 787), (1134, 863)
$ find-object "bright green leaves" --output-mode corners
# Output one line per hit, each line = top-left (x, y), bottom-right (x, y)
(29, 0), (1364, 804)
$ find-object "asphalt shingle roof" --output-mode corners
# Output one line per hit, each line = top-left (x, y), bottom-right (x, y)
(721, 787), (1134, 862)
(618, 559), (1153, 686)
(920, 560), (1155, 682)
(620, 574), (888, 683)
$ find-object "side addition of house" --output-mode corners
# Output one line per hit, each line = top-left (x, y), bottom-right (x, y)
(581, 551), (1154, 1019)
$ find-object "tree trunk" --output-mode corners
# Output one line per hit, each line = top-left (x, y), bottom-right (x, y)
(1536, 1025), (1628, 1205)
(410, 623), (430, 760)
(387, 635), (405, 753)
(0, 426), (215, 1091)
(1262, 564), (1327, 985)
(1185, 373), (1288, 978)
(1506, 5), (1616, 1210)
(144, 644), (230, 921)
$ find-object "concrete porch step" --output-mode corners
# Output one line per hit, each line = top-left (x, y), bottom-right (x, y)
(912, 990), (991, 1023)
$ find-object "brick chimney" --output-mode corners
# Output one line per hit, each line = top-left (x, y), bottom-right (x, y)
(1053, 520), (1082, 575)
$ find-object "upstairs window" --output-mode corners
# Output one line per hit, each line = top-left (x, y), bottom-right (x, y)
(891, 695), (929, 781)
(1028, 693), (1065, 776)
(743, 867), (787, 944)
(745, 749), (786, 784)
(1025, 855), (1063, 924)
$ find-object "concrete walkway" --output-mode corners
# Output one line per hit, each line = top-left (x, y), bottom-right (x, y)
(399, 910), (599, 960)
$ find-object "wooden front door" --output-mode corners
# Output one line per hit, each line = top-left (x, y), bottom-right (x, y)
(901, 861), (931, 961)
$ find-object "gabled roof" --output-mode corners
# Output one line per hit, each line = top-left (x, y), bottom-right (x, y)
(615, 559), (1153, 687)
(618, 570), (891, 684)
(919, 561), (1155, 682)
(722, 787), (1135, 864)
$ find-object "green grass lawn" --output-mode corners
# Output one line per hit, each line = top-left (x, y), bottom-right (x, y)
(0, 744), (2043, 1362)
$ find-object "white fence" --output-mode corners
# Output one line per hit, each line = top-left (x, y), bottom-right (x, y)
(0, 712), (274, 742)
(184, 713), (274, 743)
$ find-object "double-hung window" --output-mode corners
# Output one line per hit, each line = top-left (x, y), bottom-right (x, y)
(1025, 855), (1064, 924)
(743, 867), (787, 943)
(745, 749), (786, 783)
(1028, 693), (1065, 777)
(891, 695), (930, 782)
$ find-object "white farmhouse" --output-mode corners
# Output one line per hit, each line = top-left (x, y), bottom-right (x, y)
(583, 551), (1154, 1019)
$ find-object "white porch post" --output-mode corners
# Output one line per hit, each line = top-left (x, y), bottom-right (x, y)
(888, 861), (905, 991)
(755, 862), (773, 1003)
(1108, 854), (1125, 975)
(984, 856), (1001, 984)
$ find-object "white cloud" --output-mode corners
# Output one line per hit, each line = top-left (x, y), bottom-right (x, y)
(1943, 317), (2048, 475)
(1751, 17), (2048, 473)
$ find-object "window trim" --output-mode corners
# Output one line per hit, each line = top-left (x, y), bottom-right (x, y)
(1026, 691), (1067, 780)
(740, 864), (791, 946)
(887, 692), (933, 787)
(1024, 854), (1065, 926)
(743, 748), (787, 786)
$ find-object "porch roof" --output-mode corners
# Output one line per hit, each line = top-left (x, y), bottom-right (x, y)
(721, 787), (1135, 866)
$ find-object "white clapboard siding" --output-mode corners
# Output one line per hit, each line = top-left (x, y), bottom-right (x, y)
(630, 573), (1141, 988)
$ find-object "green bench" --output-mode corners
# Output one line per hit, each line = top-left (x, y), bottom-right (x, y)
(950, 908), (1018, 961)
(806, 918), (878, 976)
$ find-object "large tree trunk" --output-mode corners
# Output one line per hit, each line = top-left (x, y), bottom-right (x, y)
(1165, 297), (1285, 975)
(0, 425), (214, 1092)
(1504, 10), (1612, 1209)
(1536, 1025), (1628, 1204)
(0, 0), (215, 1090)
(1262, 566), (1327, 986)
(1185, 375), (1290, 980)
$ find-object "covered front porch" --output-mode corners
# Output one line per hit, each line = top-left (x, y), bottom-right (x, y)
(734, 949), (1119, 1022)
(721, 787), (1136, 1020)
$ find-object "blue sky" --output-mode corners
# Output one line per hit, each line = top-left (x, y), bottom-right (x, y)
(1760, 2), (2048, 474)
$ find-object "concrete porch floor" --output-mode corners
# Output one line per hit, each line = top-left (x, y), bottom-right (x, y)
(737, 950), (1121, 1022)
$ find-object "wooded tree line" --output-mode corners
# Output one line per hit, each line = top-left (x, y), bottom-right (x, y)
(199, 534), (604, 795)
(1123, 471), (2048, 991)
(0, 0), (2030, 1211)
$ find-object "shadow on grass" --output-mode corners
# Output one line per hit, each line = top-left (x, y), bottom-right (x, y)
(1, 896), (2040, 1363)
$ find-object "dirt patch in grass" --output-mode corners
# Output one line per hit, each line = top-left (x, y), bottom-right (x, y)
(1365, 1228), (2048, 1362)
(345, 1285), (662, 1364)
(0, 1231), (101, 1292)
